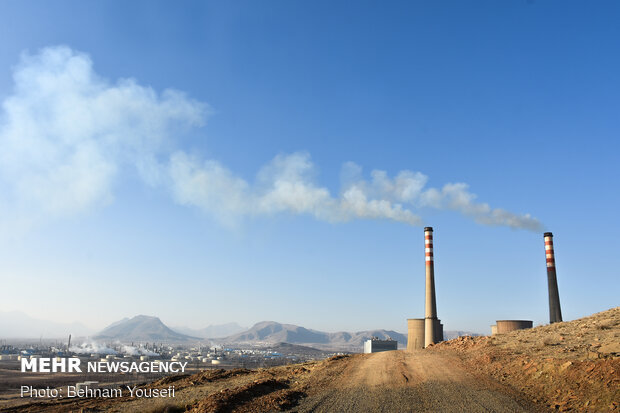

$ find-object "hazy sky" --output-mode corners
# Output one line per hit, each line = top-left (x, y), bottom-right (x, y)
(0, 1), (618, 334)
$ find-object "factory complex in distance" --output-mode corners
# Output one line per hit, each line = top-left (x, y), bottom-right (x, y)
(407, 228), (564, 349)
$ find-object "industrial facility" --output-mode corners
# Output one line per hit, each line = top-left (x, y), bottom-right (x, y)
(407, 229), (565, 343)
(407, 227), (444, 351)
(490, 232), (564, 334)
(490, 320), (533, 335)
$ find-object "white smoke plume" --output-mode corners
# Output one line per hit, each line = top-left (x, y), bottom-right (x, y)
(169, 153), (542, 231)
(0, 45), (206, 229)
(70, 341), (117, 355)
(69, 341), (159, 356)
(0, 46), (543, 233)
(122, 345), (159, 357)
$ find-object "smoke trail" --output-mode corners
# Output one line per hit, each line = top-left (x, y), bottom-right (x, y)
(70, 341), (117, 355)
(121, 345), (159, 357)
(168, 152), (542, 230)
(0, 46), (543, 233)
(168, 152), (423, 226)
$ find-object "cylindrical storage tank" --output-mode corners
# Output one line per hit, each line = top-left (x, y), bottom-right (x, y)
(495, 320), (533, 334)
(407, 318), (425, 351)
(491, 325), (497, 335)
(211, 359), (221, 365)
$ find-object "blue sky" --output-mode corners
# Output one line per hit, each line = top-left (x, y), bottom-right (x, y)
(0, 1), (618, 335)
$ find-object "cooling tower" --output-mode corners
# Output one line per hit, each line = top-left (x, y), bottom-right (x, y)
(544, 232), (563, 323)
(424, 227), (438, 347)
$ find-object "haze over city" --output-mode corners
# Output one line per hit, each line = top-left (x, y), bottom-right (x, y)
(0, 1), (618, 335)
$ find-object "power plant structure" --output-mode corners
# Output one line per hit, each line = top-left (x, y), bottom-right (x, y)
(544, 232), (563, 324)
(407, 319), (425, 351)
(491, 320), (533, 335)
(407, 227), (443, 350)
(489, 232), (563, 334)
(407, 229), (564, 344)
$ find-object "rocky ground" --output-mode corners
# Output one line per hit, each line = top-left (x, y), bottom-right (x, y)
(2, 307), (618, 412)
(429, 307), (620, 412)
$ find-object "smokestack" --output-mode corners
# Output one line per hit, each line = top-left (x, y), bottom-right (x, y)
(424, 227), (438, 347)
(544, 232), (563, 323)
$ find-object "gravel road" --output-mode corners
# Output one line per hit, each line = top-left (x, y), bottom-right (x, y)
(294, 350), (539, 412)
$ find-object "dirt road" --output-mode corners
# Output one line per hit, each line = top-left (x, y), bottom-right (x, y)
(0, 351), (542, 412)
(295, 350), (538, 412)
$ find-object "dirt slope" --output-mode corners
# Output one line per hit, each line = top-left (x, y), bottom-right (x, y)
(429, 307), (620, 412)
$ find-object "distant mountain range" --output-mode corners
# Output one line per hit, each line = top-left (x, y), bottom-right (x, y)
(218, 321), (408, 350)
(1, 312), (481, 347)
(93, 318), (408, 348)
(216, 322), (481, 350)
(172, 322), (245, 338)
(94, 315), (198, 342)
(0, 311), (92, 338)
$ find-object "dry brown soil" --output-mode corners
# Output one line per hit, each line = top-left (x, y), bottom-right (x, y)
(429, 307), (620, 412)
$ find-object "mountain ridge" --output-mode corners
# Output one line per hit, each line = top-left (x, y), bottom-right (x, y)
(219, 321), (482, 350)
(220, 321), (407, 349)
(94, 315), (198, 342)
(1, 312), (481, 345)
(172, 322), (245, 339)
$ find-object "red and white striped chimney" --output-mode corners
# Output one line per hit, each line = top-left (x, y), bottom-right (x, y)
(544, 232), (562, 323)
(424, 227), (437, 347)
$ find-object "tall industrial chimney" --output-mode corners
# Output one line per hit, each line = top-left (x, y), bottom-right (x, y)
(544, 232), (563, 323)
(424, 227), (438, 347)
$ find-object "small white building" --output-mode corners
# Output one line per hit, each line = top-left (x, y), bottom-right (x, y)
(363, 337), (397, 353)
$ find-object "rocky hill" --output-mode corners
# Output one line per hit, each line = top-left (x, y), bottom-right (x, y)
(94, 315), (198, 342)
(430, 306), (620, 412)
(220, 321), (406, 350)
